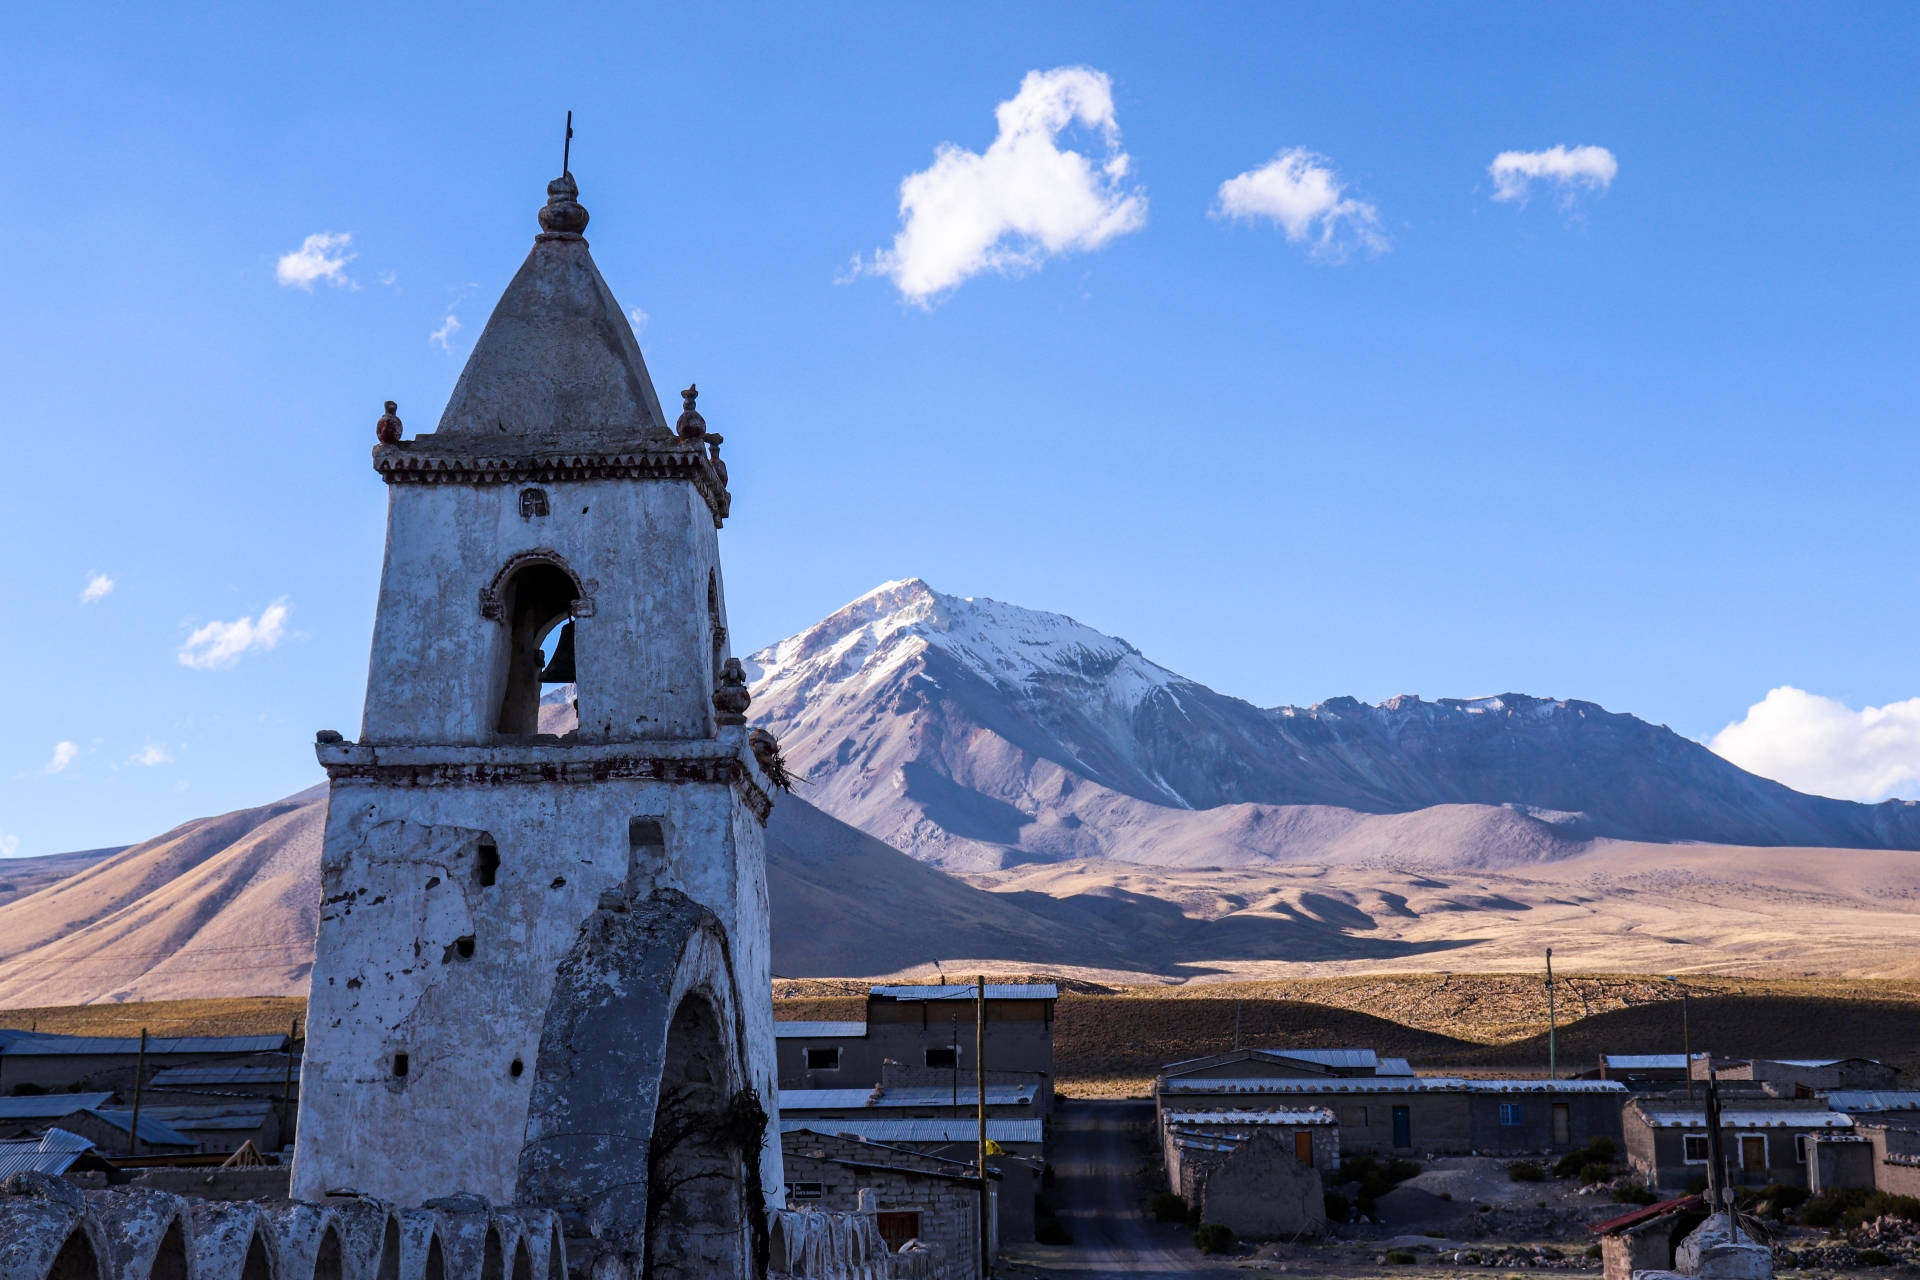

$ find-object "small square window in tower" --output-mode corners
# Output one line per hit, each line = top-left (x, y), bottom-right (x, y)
(519, 488), (550, 518)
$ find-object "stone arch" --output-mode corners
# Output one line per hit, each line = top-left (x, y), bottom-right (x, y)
(479, 1227), (503, 1280)
(241, 1234), (273, 1280)
(151, 1218), (190, 1280)
(515, 889), (764, 1278)
(312, 1229), (343, 1280)
(422, 1240), (443, 1280)
(48, 1222), (101, 1280)
(509, 1240), (531, 1280)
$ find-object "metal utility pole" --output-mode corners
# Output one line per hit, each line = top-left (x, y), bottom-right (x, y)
(1234, 1001), (1242, 1051)
(1703, 1069), (1736, 1236)
(127, 1029), (149, 1157)
(1546, 949), (1556, 1080)
(976, 975), (990, 1279)
(1667, 977), (1694, 1100)
(951, 1012), (959, 1119)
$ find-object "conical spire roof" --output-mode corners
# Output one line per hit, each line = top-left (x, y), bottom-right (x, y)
(427, 173), (669, 448)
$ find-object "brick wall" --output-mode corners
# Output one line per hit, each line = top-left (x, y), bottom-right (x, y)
(781, 1131), (995, 1280)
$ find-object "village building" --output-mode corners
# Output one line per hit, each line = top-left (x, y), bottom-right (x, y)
(39, 1109), (198, 1158)
(1844, 1123), (1920, 1198)
(1156, 1054), (1625, 1156)
(1690, 1056), (1898, 1094)
(1162, 1106), (1338, 1195)
(779, 1129), (1001, 1276)
(1169, 1129), (1326, 1240)
(775, 984), (1058, 1111)
(0, 1094), (117, 1140)
(1591, 1055), (1693, 1089)
(1621, 1096), (1854, 1190)
(0, 1031), (290, 1096)
(1589, 1194), (1707, 1280)
(1822, 1090), (1920, 1120)
(289, 161), (783, 1280)
(778, 1118), (1044, 1163)
(779, 1084), (1041, 1126)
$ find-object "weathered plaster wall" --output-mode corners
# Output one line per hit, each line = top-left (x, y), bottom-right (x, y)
(361, 478), (725, 746)
(291, 737), (777, 1212)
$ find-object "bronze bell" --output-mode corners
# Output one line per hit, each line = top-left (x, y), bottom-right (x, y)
(539, 621), (576, 683)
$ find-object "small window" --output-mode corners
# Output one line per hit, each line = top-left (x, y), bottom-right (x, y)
(393, 1053), (410, 1078)
(790, 1183), (822, 1200)
(1499, 1103), (1523, 1126)
(476, 839), (500, 888)
(1684, 1134), (1709, 1162)
(1795, 1134), (1809, 1163)
(806, 1048), (841, 1071)
(925, 1047), (957, 1069)
(875, 1213), (922, 1253)
(519, 489), (550, 518)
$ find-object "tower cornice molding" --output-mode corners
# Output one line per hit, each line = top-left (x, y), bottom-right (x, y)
(316, 734), (774, 823)
(373, 441), (731, 526)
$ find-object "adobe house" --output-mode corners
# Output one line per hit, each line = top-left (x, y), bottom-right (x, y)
(1691, 1056), (1899, 1094)
(0, 1031), (290, 1096)
(1589, 1195), (1705, 1280)
(290, 161), (782, 1280)
(1178, 1131), (1326, 1240)
(1162, 1106), (1338, 1200)
(780, 1129), (1000, 1276)
(1622, 1097), (1853, 1190)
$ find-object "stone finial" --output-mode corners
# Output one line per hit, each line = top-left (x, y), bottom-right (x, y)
(376, 401), (403, 444)
(538, 172), (590, 237)
(713, 657), (751, 726)
(676, 384), (707, 440)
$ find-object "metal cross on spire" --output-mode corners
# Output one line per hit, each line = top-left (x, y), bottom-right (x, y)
(563, 110), (574, 176)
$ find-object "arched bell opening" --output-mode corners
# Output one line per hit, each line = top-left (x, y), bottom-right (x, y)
(47, 1224), (101, 1280)
(645, 993), (758, 1280)
(310, 1228), (343, 1280)
(150, 1219), (189, 1280)
(494, 561), (579, 736)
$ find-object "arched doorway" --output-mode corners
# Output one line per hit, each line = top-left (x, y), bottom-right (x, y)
(645, 995), (752, 1280)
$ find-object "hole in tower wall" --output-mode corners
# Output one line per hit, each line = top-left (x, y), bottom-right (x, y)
(393, 1053), (409, 1078)
(510, 1058), (524, 1077)
(628, 818), (666, 893)
(495, 563), (578, 736)
(476, 838), (500, 888)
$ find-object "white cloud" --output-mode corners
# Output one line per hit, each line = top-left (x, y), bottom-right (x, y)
(276, 233), (357, 289)
(81, 573), (114, 603)
(130, 744), (173, 767)
(179, 599), (291, 670)
(1489, 145), (1618, 205)
(1710, 686), (1920, 802)
(43, 742), (80, 774)
(1215, 148), (1386, 258)
(430, 314), (461, 352)
(856, 67), (1148, 304)
(628, 308), (649, 337)
(0, 834), (17, 857)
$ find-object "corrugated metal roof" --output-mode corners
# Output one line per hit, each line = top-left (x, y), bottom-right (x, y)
(1637, 1110), (1854, 1129)
(147, 1062), (299, 1087)
(140, 1105), (271, 1131)
(36, 1129), (93, 1154)
(773, 1023), (867, 1039)
(1770, 1059), (1852, 1068)
(1160, 1078), (1626, 1095)
(1825, 1092), (1920, 1113)
(82, 1110), (198, 1147)
(1376, 1058), (1415, 1077)
(0, 1031), (286, 1056)
(1164, 1108), (1337, 1125)
(1604, 1055), (1689, 1069)
(0, 1093), (116, 1119)
(0, 1127), (96, 1178)
(779, 1085), (1036, 1111)
(780, 1119), (1044, 1144)
(1163, 1048), (1379, 1073)
(869, 985), (1058, 1001)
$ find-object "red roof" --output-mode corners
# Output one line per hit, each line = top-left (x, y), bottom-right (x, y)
(1590, 1195), (1703, 1235)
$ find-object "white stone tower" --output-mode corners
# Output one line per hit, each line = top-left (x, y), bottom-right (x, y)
(292, 167), (781, 1280)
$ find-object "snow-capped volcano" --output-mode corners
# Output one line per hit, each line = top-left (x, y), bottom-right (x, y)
(747, 580), (1920, 872)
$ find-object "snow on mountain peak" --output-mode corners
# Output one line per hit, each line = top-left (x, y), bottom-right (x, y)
(745, 579), (1180, 717)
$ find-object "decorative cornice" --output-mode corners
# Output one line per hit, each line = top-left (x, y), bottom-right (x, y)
(373, 442), (731, 527)
(316, 738), (773, 823)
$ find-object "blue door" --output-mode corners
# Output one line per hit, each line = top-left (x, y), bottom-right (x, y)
(1392, 1106), (1411, 1148)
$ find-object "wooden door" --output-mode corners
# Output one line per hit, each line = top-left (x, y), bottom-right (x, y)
(1740, 1135), (1766, 1176)
(1552, 1103), (1571, 1145)
(876, 1212), (922, 1253)
(1294, 1130), (1314, 1166)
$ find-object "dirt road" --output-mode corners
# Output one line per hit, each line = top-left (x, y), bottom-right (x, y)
(1018, 1099), (1218, 1278)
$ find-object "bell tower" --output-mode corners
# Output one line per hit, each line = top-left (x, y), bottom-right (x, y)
(293, 165), (781, 1280)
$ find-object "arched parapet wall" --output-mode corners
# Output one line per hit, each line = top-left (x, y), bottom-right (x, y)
(0, 1173), (105, 1280)
(186, 1204), (275, 1280)
(394, 1214), (444, 1280)
(417, 1209), (489, 1280)
(318, 1203), (397, 1280)
(84, 1189), (189, 1280)
(514, 887), (755, 1273)
(256, 1206), (336, 1280)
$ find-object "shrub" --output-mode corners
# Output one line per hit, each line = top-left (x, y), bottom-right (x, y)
(1323, 1192), (1351, 1224)
(1553, 1150), (1592, 1178)
(1612, 1186), (1658, 1206)
(8, 1083), (48, 1097)
(1801, 1189), (1869, 1229)
(1585, 1136), (1618, 1163)
(1150, 1193), (1187, 1223)
(1386, 1159), (1422, 1183)
(1386, 1251), (1417, 1264)
(1686, 1175), (1710, 1196)
(1554, 1135), (1617, 1177)
(1356, 1197), (1378, 1220)
(1186, 1201), (1202, 1230)
(1438, 1192), (1453, 1201)
(1858, 1249), (1895, 1267)
(1424, 1231), (1447, 1239)
(1866, 1192), (1920, 1223)
(1509, 1162), (1546, 1183)
(1193, 1224), (1235, 1255)
(1585, 1245), (1603, 1260)
(1035, 1221), (1073, 1246)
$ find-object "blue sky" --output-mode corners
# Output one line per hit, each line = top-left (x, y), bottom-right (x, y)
(2, 2), (1915, 856)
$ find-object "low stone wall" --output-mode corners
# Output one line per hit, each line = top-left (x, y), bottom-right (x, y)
(0, 1173), (564, 1280)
